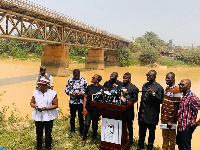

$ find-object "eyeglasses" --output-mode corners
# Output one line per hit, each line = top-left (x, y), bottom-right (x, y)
(178, 83), (185, 86)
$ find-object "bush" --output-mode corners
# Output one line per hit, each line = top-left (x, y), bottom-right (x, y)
(69, 47), (88, 57)
(176, 50), (200, 65)
(139, 49), (159, 65)
(117, 47), (132, 66)
(158, 57), (185, 66)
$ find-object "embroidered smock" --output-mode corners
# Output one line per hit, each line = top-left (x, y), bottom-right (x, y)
(161, 85), (181, 122)
(32, 89), (59, 121)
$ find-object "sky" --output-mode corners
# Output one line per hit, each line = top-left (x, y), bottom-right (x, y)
(30, 0), (200, 47)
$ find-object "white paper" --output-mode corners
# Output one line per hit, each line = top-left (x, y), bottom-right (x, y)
(159, 124), (177, 129)
(101, 118), (122, 144)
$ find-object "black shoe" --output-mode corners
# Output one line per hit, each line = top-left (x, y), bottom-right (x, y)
(81, 140), (86, 147)
(68, 132), (75, 138)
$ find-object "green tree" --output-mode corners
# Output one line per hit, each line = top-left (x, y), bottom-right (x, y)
(117, 47), (131, 66)
(139, 49), (159, 65)
(143, 31), (166, 52)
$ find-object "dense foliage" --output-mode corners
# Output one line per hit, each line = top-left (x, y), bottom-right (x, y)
(69, 47), (88, 63)
(1, 30), (200, 67)
(117, 47), (132, 66)
(0, 39), (44, 59)
(176, 50), (200, 65)
(139, 49), (159, 65)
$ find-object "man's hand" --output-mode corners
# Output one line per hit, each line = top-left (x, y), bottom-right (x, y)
(147, 87), (155, 95)
(191, 122), (199, 128)
(77, 92), (83, 96)
(167, 121), (173, 129)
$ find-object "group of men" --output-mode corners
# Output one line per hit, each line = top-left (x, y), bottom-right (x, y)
(137, 70), (200, 150)
(37, 65), (200, 150)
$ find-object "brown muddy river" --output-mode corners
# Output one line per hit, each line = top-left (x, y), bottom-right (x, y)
(1, 59), (200, 149)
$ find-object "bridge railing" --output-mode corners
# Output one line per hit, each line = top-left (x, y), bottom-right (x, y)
(0, 0), (129, 43)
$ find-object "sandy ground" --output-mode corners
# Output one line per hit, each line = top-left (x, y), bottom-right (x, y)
(1, 59), (200, 149)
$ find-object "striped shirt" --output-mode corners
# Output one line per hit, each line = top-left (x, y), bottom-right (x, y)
(178, 90), (200, 131)
(161, 85), (181, 122)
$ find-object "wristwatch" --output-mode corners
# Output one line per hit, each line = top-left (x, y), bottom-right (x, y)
(152, 92), (156, 96)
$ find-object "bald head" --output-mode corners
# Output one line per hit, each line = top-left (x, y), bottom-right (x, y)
(179, 79), (191, 95)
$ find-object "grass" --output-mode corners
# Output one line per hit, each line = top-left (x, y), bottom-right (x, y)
(0, 104), (161, 150)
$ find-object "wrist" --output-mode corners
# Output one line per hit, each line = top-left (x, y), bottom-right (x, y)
(196, 121), (199, 126)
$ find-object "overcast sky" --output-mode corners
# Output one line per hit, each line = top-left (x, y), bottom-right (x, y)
(30, 0), (200, 47)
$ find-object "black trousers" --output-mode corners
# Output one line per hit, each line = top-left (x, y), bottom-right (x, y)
(35, 120), (54, 150)
(69, 104), (84, 133)
(125, 106), (134, 143)
(138, 121), (156, 150)
(83, 107), (100, 141)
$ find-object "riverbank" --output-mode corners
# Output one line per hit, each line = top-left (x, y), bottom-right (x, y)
(1, 59), (200, 150)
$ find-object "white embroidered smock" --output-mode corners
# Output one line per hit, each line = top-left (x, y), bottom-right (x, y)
(32, 89), (59, 121)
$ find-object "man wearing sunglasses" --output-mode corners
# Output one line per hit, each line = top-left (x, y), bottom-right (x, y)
(138, 70), (164, 150)
(176, 79), (200, 150)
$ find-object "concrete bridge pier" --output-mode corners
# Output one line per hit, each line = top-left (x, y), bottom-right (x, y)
(105, 50), (120, 66)
(41, 45), (70, 77)
(85, 49), (104, 69)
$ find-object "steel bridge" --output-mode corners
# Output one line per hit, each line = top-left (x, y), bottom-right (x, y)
(0, 0), (129, 50)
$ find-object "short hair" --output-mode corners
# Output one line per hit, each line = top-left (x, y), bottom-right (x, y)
(95, 74), (102, 82)
(124, 72), (131, 79)
(112, 72), (118, 77)
(150, 70), (157, 78)
(73, 69), (80, 75)
(167, 72), (175, 79)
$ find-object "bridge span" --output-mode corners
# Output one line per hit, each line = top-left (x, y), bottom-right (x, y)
(0, 0), (130, 76)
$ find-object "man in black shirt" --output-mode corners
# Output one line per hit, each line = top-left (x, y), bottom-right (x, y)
(122, 72), (139, 146)
(137, 70), (164, 150)
(103, 72), (123, 91)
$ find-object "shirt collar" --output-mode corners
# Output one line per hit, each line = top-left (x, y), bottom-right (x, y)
(166, 84), (176, 89)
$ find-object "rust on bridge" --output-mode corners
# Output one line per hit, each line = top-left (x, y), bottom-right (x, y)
(0, 0), (129, 50)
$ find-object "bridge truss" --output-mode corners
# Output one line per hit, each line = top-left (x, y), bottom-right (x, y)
(0, 0), (129, 50)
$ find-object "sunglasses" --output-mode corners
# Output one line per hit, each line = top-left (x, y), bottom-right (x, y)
(146, 74), (152, 77)
(92, 77), (97, 79)
(178, 83), (185, 86)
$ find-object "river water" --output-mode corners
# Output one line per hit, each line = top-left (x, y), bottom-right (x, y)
(1, 59), (200, 149)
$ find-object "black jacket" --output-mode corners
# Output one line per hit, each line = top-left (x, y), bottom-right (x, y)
(138, 82), (164, 125)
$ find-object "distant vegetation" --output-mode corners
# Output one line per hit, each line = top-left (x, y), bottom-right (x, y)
(1, 31), (200, 67)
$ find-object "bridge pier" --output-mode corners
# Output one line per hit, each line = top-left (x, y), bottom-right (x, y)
(41, 45), (70, 77)
(105, 50), (120, 66)
(85, 49), (104, 69)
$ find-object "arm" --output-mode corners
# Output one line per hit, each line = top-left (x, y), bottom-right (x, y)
(49, 75), (54, 90)
(65, 80), (73, 96)
(83, 94), (88, 114)
(127, 87), (139, 102)
(191, 96), (200, 127)
(148, 86), (164, 104)
(41, 95), (58, 111)
(78, 78), (87, 96)
(30, 96), (38, 110)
